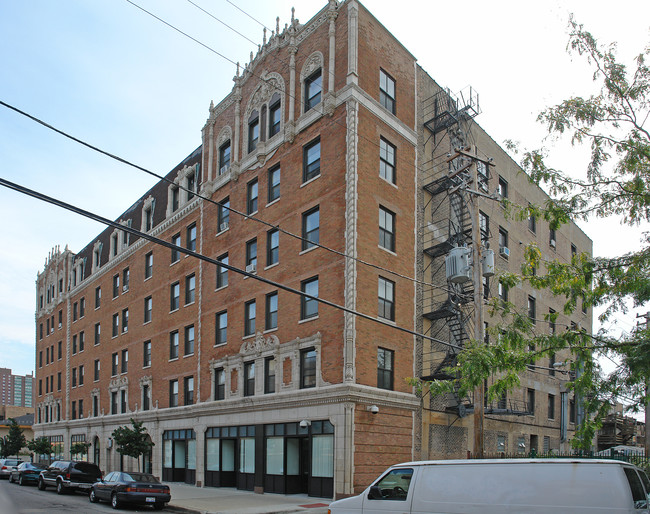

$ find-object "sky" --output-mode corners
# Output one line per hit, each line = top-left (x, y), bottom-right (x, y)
(1, 0), (649, 378)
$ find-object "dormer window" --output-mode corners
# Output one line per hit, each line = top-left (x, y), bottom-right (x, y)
(111, 233), (118, 257)
(305, 70), (322, 111)
(172, 187), (179, 212)
(186, 171), (195, 202)
(248, 111), (259, 153)
(219, 141), (231, 175)
(144, 207), (153, 231)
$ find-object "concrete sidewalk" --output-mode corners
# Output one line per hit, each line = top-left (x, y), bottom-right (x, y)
(164, 482), (331, 514)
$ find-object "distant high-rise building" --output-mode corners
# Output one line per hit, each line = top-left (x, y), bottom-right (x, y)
(0, 368), (34, 407)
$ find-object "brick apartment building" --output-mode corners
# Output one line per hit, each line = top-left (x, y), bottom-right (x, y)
(0, 368), (34, 408)
(33, 0), (591, 498)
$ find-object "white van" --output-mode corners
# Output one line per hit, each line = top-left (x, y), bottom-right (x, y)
(328, 459), (650, 513)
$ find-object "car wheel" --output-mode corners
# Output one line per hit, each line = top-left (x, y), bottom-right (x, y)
(153, 502), (165, 511)
(8, 475), (13, 483)
(111, 492), (120, 509)
(56, 480), (66, 495)
(89, 489), (98, 503)
(18, 475), (24, 486)
(37, 477), (46, 490)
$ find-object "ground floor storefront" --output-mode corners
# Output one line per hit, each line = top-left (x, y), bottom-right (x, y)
(34, 384), (418, 498)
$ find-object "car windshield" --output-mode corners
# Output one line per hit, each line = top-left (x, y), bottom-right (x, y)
(122, 473), (159, 483)
(5, 460), (21, 466)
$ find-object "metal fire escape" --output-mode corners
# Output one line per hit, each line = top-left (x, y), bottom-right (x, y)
(421, 87), (479, 415)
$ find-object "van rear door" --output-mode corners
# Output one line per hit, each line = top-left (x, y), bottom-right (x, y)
(361, 466), (415, 514)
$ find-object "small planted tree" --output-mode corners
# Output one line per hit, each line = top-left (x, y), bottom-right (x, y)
(70, 441), (91, 461)
(26, 437), (52, 462)
(112, 419), (154, 472)
(2, 419), (26, 458)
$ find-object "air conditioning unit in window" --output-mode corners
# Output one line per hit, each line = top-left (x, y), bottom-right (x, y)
(219, 222), (229, 232)
(499, 246), (510, 258)
(219, 165), (230, 176)
(550, 239), (556, 248)
(123, 285), (129, 292)
(245, 263), (257, 273)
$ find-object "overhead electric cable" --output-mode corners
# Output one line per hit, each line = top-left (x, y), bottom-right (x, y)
(0, 175), (461, 351)
(0, 99), (467, 300)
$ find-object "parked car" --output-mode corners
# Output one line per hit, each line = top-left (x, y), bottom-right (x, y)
(38, 460), (102, 494)
(9, 462), (46, 485)
(328, 458), (650, 513)
(0, 459), (22, 479)
(89, 471), (171, 510)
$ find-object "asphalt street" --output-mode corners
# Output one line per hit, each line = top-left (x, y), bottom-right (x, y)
(0, 478), (157, 513)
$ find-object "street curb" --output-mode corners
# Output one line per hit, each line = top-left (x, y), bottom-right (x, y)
(166, 506), (329, 514)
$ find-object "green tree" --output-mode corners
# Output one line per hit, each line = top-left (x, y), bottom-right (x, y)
(111, 419), (154, 472)
(415, 17), (650, 449)
(70, 441), (91, 460)
(26, 436), (52, 459)
(1, 419), (26, 457)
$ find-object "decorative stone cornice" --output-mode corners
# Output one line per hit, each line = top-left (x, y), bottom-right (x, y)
(240, 332), (280, 356)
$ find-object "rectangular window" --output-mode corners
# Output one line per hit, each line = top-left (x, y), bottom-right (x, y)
(302, 207), (319, 250)
(244, 361), (255, 396)
(122, 308), (129, 333)
(303, 138), (321, 182)
(170, 282), (180, 311)
(548, 393), (556, 419)
(377, 347), (394, 390)
(527, 388), (535, 414)
(71, 401), (76, 420)
(549, 308), (556, 335)
(73, 302), (78, 322)
(111, 391), (118, 415)
(379, 69), (396, 114)
(301, 277), (319, 320)
(498, 227), (509, 257)
(304, 69), (322, 111)
(219, 141), (231, 174)
(267, 229), (279, 266)
(245, 300), (256, 336)
(263, 357), (276, 394)
(569, 398), (576, 423)
(218, 198), (230, 232)
(528, 207), (536, 233)
(268, 165), (280, 203)
(187, 223), (196, 251)
(378, 276), (395, 321)
(123, 268), (130, 292)
(72, 334), (77, 354)
(479, 211), (489, 243)
(498, 176), (508, 199)
(528, 296), (536, 324)
(300, 348), (316, 389)
(379, 138), (396, 184)
(144, 296), (152, 323)
(184, 324), (195, 355)
(94, 323), (100, 346)
(121, 349), (128, 373)
(57, 372), (61, 391)
(247, 178), (258, 214)
(185, 273), (196, 304)
(184, 376), (194, 405)
(498, 280), (508, 302)
(79, 298), (85, 318)
(170, 330), (179, 360)
(112, 313), (119, 337)
(142, 385), (150, 411)
(58, 340), (62, 359)
(549, 228), (556, 248)
(169, 380), (178, 408)
(214, 368), (225, 400)
(171, 233), (181, 263)
(72, 367), (77, 387)
(246, 239), (257, 271)
(79, 331), (85, 352)
(215, 310), (227, 345)
(111, 353), (118, 377)
(379, 206), (395, 251)
(145, 252), (153, 279)
(186, 171), (195, 201)
(266, 292), (278, 330)
(216, 253), (228, 288)
(93, 395), (99, 417)
(248, 112), (259, 153)
(269, 98), (281, 137)
(571, 243), (577, 258)
(143, 340), (151, 368)
(112, 274), (119, 298)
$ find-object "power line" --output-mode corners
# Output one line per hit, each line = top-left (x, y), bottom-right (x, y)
(0, 175), (461, 351)
(0, 99), (465, 300)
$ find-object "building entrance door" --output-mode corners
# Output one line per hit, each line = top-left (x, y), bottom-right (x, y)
(220, 439), (236, 487)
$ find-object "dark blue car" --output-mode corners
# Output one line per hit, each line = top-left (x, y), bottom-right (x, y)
(9, 462), (46, 486)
